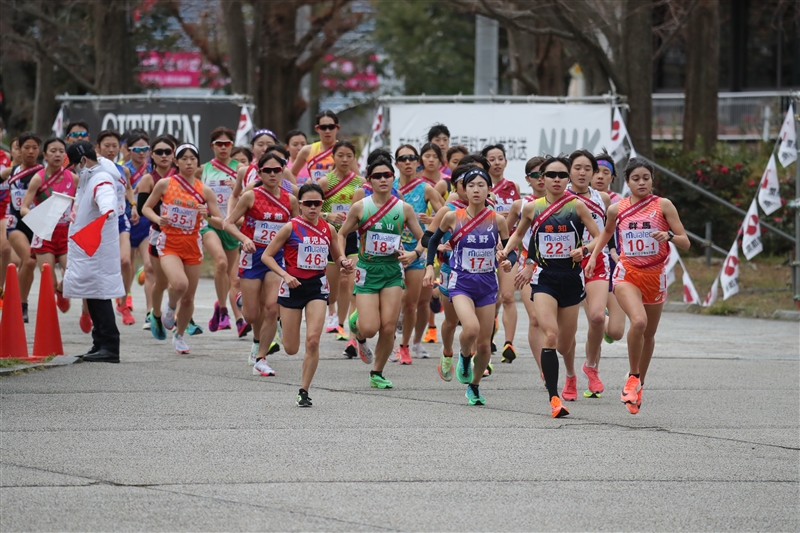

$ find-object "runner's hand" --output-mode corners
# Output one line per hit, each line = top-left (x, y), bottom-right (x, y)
(651, 230), (670, 242)
(418, 213), (434, 225)
(570, 248), (583, 262)
(327, 212), (346, 225)
(422, 266), (436, 288)
(158, 216), (170, 227)
(500, 260), (512, 273)
(283, 274), (301, 288)
(584, 257), (596, 279)
(340, 258), (354, 274)
(241, 238), (256, 253)
(514, 264), (533, 290)
(438, 242), (451, 253)
(398, 250), (417, 267)
(496, 249), (508, 262)
(130, 210), (140, 225)
(198, 205), (209, 218)
(225, 179), (235, 188)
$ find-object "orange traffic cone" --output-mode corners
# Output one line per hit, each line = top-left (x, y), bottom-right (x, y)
(0, 264), (29, 359)
(32, 263), (64, 358)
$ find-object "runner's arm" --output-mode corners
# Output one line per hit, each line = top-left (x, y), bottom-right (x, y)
(499, 201), (533, 259)
(585, 203), (619, 278)
(142, 179), (168, 226)
(19, 175), (42, 217)
(328, 223), (351, 272)
(229, 165), (247, 215)
(425, 184), (445, 212)
(203, 185), (225, 230)
(289, 195), (300, 217)
(402, 202), (425, 256)
(223, 190), (255, 248)
(657, 198), (690, 250)
(290, 145), (312, 177)
(336, 200), (362, 254)
(262, 223), (294, 279)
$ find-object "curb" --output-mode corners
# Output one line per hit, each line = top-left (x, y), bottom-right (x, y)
(0, 355), (81, 376)
(772, 310), (800, 322)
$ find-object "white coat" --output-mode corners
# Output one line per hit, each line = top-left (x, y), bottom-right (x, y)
(62, 157), (125, 300)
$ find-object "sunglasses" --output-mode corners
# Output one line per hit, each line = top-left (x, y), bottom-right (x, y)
(131, 146), (150, 154)
(369, 172), (394, 181)
(152, 148), (173, 156)
(396, 154), (418, 163)
(67, 131), (88, 139)
(316, 124), (338, 131)
(260, 166), (283, 175)
(213, 140), (233, 147)
(300, 199), (323, 207)
(526, 171), (543, 179)
(544, 171), (570, 180)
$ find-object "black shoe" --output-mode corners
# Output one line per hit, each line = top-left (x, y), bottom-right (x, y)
(501, 342), (516, 363)
(75, 346), (101, 358)
(22, 302), (28, 324)
(296, 388), (312, 407)
(267, 342), (280, 355)
(81, 349), (120, 363)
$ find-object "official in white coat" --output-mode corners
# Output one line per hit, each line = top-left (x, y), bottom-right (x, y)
(63, 142), (124, 363)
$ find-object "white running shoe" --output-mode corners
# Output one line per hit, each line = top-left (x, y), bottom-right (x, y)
(325, 313), (338, 333)
(249, 341), (259, 365)
(162, 303), (176, 330)
(173, 333), (189, 354)
(389, 346), (400, 363)
(253, 358), (276, 376)
(142, 320), (151, 331)
(412, 343), (430, 359)
(356, 340), (374, 364)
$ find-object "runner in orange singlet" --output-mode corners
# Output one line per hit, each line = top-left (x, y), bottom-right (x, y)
(291, 110), (338, 183)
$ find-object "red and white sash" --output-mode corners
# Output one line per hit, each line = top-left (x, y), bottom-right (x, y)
(532, 195), (576, 234)
(38, 167), (67, 193)
(324, 171), (356, 200)
(358, 196), (400, 235)
(130, 164), (148, 188)
(8, 165), (44, 186)
(616, 194), (658, 227)
(448, 198), (467, 209)
(567, 189), (605, 219)
(492, 178), (511, 194)
(294, 217), (329, 242)
(210, 159), (237, 180)
(307, 146), (333, 172)
(172, 173), (206, 205)
(399, 178), (424, 196)
(449, 207), (492, 247)
(254, 187), (291, 219)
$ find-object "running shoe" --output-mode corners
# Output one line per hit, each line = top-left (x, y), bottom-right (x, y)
(411, 343), (429, 359)
(625, 386), (644, 415)
(370, 372), (393, 389)
(208, 301), (221, 332)
(398, 345), (412, 365)
(603, 332), (615, 344)
(120, 306), (135, 326)
(173, 333), (190, 354)
(325, 313), (338, 333)
(334, 325), (348, 341)
(162, 303), (176, 330)
(501, 342), (517, 363)
(249, 341), (260, 365)
(423, 326), (437, 343)
(296, 388), (312, 407)
(621, 374), (642, 405)
(483, 360), (494, 378)
(268, 341), (280, 355)
(150, 313), (167, 341)
(466, 383), (485, 406)
(55, 291), (70, 313)
(551, 396), (570, 418)
(348, 310), (359, 337)
(456, 353), (474, 384)
(115, 298), (125, 314)
(22, 302), (28, 324)
(126, 294), (134, 312)
(356, 339), (374, 364)
(343, 339), (357, 359)
(253, 358), (276, 376)
(561, 375), (578, 401)
(438, 352), (453, 382)
(136, 266), (145, 286)
(236, 318), (251, 338)
(218, 307), (231, 330)
(396, 310), (403, 335)
(582, 362), (604, 397)
(187, 319), (203, 336)
(389, 346), (400, 363)
(79, 310), (92, 333)
(142, 311), (151, 330)
(235, 292), (243, 311)
(429, 295), (441, 314)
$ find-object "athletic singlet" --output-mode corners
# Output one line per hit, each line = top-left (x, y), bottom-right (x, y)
(617, 195), (670, 270)
(284, 216), (332, 279)
(201, 159), (238, 213)
(360, 182), (402, 199)
(125, 160), (150, 190)
(491, 178), (520, 213)
(357, 196), (404, 264)
(519, 194), (537, 259)
(159, 177), (205, 236)
(321, 171), (359, 230)
(395, 177), (427, 245)
(530, 196), (584, 270)
(450, 208), (498, 275)
(241, 187), (292, 248)
(35, 168), (75, 225)
(113, 163), (129, 216)
(567, 186), (607, 248)
(438, 198), (467, 270)
(307, 142), (334, 183)
(7, 164), (44, 229)
(0, 151), (10, 208)
(147, 167), (174, 233)
(608, 190), (621, 204)
(290, 158), (312, 185)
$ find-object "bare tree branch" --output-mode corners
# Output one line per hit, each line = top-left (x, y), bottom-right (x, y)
(652, 0), (699, 60)
(5, 32), (98, 93)
(470, 0), (576, 39)
(166, 0), (231, 78)
(296, 6), (364, 72)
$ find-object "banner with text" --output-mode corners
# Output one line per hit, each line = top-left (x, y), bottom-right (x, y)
(389, 103), (612, 185)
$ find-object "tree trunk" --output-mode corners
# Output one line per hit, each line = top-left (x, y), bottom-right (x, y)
(507, 27), (539, 94)
(223, 0), (249, 95)
(683, 0), (719, 152)
(0, 1), (32, 131)
(621, 0), (653, 157)
(32, 55), (55, 136)
(94, 0), (132, 95)
(537, 35), (565, 96)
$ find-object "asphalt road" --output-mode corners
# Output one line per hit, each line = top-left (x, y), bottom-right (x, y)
(1, 278), (798, 532)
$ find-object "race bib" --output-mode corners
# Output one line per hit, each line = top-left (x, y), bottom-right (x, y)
(495, 198), (513, 213)
(166, 205), (198, 231)
(239, 250), (253, 270)
(522, 226), (533, 252)
(6, 213), (17, 230)
(31, 234), (43, 249)
(354, 266), (367, 287)
(365, 231), (401, 257)
(538, 232), (576, 259)
(11, 188), (25, 211)
(297, 241), (328, 270)
(461, 247), (495, 273)
(320, 275), (330, 295)
(623, 230), (658, 257)
(212, 185), (231, 209)
(310, 169), (327, 182)
(330, 203), (349, 213)
(253, 221), (283, 246)
(116, 183), (126, 215)
(278, 278), (289, 297)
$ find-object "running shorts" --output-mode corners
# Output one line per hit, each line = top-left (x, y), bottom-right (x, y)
(581, 253), (610, 284)
(238, 246), (284, 280)
(531, 267), (586, 308)
(118, 214), (131, 234)
(439, 266), (452, 298)
(608, 257), (617, 293)
(353, 260), (405, 295)
(130, 216), (151, 248)
(156, 232), (204, 265)
(31, 224), (69, 257)
(447, 270), (498, 308)
(7, 214), (33, 243)
(201, 224), (240, 251)
(612, 260), (667, 305)
(278, 274), (330, 309)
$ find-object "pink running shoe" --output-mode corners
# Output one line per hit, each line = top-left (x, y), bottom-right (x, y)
(621, 374), (642, 405)
(208, 301), (221, 332)
(398, 345), (412, 365)
(218, 307), (231, 330)
(561, 375), (578, 401)
(582, 362), (605, 397)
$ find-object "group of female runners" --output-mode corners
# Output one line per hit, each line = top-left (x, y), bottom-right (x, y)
(0, 112), (689, 414)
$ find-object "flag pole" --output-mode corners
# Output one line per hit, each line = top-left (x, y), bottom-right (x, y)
(793, 93), (800, 308)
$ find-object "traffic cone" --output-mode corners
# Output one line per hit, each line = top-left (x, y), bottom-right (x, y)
(0, 264), (29, 359)
(32, 263), (64, 358)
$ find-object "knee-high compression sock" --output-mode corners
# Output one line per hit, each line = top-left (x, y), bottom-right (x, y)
(541, 348), (559, 399)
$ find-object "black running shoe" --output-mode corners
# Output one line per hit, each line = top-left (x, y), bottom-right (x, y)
(268, 341), (280, 355)
(501, 342), (517, 363)
(296, 388), (312, 407)
(22, 302), (28, 324)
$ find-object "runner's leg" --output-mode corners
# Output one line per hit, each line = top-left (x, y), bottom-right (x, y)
(225, 247), (244, 322)
(176, 264), (200, 336)
(300, 299), (327, 391)
(497, 267), (517, 347)
(202, 230), (229, 311)
(374, 286), (403, 371)
(606, 291), (626, 341)
(521, 283), (542, 372)
(583, 280), (608, 367)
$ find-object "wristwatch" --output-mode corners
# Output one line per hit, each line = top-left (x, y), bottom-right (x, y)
(526, 258), (536, 266)
(667, 230), (675, 241)
(582, 246), (589, 256)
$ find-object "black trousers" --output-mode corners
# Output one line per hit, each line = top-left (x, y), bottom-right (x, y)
(86, 299), (120, 354)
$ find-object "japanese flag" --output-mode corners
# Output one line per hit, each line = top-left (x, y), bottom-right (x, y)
(235, 105), (254, 147)
(665, 243), (681, 287)
(357, 106), (385, 174)
(609, 106), (637, 165)
(678, 258), (700, 304)
(777, 103), (797, 168)
(741, 199), (763, 260)
(720, 239), (740, 300)
(704, 275), (720, 307)
(757, 155), (781, 215)
(52, 105), (65, 139)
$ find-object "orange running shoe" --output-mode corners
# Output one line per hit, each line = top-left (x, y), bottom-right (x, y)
(79, 311), (92, 333)
(551, 396), (569, 418)
(582, 362), (604, 396)
(561, 375), (577, 401)
(398, 345), (412, 365)
(120, 306), (135, 325)
(423, 326), (437, 343)
(626, 387), (643, 414)
(126, 294), (134, 312)
(621, 374), (641, 404)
